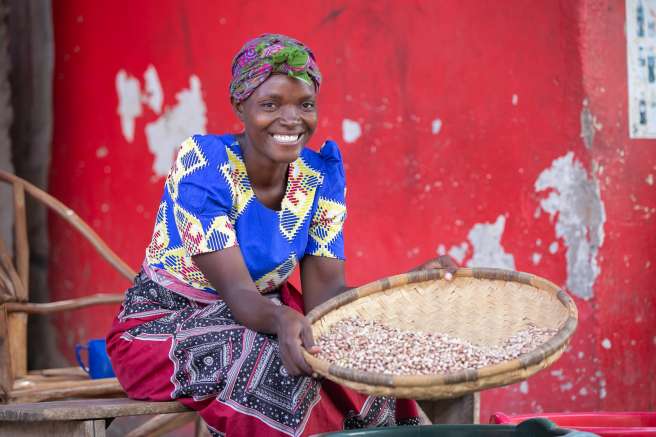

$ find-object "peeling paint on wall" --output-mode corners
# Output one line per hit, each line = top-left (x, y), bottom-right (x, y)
(143, 65), (163, 114)
(342, 119), (362, 143)
(115, 70), (142, 142)
(535, 152), (606, 299)
(466, 215), (516, 269)
(116, 66), (206, 176)
(145, 75), (207, 177)
(580, 99), (602, 149)
(431, 118), (442, 134)
(448, 242), (468, 264)
(438, 215), (515, 269)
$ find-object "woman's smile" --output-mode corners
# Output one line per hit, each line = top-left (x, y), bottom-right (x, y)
(271, 133), (303, 144)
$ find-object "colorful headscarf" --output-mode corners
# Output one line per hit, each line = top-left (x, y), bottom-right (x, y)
(229, 34), (322, 103)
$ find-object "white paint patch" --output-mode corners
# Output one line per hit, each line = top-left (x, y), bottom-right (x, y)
(143, 65), (163, 114)
(549, 241), (559, 254)
(600, 386), (607, 399)
(532, 252), (542, 265)
(431, 118), (442, 134)
(560, 381), (573, 391)
(145, 75), (207, 177)
(448, 242), (469, 264)
(646, 174), (654, 186)
(578, 351), (585, 359)
(116, 70), (143, 142)
(96, 146), (108, 158)
(519, 381), (529, 394)
(466, 215), (516, 269)
(601, 338), (612, 349)
(342, 119), (362, 143)
(436, 244), (447, 256)
(512, 94), (519, 106)
(550, 369), (564, 378)
(535, 152), (606, 299)
(534, 207), (542, 219)
(579, 387), (589, 396)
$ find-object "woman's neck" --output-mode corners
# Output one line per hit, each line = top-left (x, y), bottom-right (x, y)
(237, 133), (289, 210)
(238, 133), (288, 189)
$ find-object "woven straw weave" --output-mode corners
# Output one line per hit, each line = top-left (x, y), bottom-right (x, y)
(302, 268), (578, 400)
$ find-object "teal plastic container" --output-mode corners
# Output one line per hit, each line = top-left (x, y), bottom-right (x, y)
(311, 418), (599, 437)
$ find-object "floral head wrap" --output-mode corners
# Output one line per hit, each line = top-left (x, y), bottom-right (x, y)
(229, 33), (322, 103)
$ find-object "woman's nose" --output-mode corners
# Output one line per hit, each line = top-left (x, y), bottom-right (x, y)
(279, 105), (301, 126)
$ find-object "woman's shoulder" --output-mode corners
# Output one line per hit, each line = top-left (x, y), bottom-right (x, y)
(301, 140), (344, 174)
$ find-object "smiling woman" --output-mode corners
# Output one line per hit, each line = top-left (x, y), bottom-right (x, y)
(105, 34), (425, 436)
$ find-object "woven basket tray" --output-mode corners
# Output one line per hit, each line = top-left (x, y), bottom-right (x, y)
(302, 268), (578, 400)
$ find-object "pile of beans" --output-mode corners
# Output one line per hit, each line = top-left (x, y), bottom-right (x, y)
(316, 317), (557, 375)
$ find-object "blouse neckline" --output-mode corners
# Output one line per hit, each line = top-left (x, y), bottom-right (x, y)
(229, 134), (297, 214)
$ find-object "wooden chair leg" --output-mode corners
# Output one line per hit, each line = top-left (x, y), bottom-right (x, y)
(417, 392), (480, 424)
(0, 304), (13, 398)
(125, 412), (196, 437)
(195, 415), (211, 437)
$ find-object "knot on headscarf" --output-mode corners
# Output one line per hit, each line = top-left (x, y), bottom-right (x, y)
(230, 34), (321, 103)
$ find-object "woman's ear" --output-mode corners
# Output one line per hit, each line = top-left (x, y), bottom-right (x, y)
(231, 98), (244, 121)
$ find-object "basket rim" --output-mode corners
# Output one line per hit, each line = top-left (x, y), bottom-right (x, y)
(302, 267), (578, 389)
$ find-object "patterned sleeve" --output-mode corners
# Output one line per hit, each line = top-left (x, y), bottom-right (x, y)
(305, 140), (347, 259)
(166, 135), (238, 257)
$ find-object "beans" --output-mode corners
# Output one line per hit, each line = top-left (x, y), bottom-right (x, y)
(316, 317), (557, 375)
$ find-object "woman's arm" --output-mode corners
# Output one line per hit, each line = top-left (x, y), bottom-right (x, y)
(300, 254), (458, 314)
(193, 247), (318, 376)
(300, 255), (350, 313)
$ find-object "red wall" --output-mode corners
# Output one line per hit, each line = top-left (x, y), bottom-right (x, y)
(49, 0), (655, 419)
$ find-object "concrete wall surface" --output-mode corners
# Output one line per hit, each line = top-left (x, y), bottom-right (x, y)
(48, 0), (655, 419)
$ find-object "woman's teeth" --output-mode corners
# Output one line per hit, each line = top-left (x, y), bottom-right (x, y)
(272, 134), (300, 143)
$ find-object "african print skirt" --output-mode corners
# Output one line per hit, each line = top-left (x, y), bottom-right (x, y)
(106, 272), (420, 437)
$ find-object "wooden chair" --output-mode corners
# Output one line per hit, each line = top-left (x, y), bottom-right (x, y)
(0, 170), (199, 435)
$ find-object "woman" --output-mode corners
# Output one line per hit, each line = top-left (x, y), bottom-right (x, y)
(107, 33), (456, 436)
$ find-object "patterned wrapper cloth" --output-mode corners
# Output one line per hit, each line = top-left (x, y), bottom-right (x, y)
(229, 33), (322, 102)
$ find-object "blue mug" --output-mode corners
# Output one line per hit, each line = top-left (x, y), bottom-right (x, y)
(75, 339), (115, 379)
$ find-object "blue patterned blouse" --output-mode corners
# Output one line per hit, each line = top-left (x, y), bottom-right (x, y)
(144, 134), (346, 299)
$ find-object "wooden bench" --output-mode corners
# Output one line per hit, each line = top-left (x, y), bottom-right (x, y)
(0, 397), (195, 437)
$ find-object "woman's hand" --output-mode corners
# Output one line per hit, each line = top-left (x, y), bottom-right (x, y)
(275, 306), (320, 376)
(411, 254), (458, 279)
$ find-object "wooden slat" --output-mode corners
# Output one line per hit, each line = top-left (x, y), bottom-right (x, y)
(0, 398), (190, 421)
(12, 182), (29, 295)
(0, 305), (13, 398)
(126, 412), (196, 437)
(6, 293), (124, 314)
(0, 419), (107, 437)
(29, 366), (87, 378)
(9, 378), (124, 403)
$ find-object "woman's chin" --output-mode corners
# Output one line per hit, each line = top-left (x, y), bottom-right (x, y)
(271, 143), (304, 163)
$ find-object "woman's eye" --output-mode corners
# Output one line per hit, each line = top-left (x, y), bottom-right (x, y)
(302, 101), (316, 110)
(261, 102), (277, 110)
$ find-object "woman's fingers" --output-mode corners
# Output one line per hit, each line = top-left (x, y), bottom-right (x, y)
(289, 340), (313, 375)
(279, 344), (301, 376)
(301, 324), (320, 355)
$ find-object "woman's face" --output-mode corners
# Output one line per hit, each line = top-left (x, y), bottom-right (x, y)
(233, 74), (318, 164)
